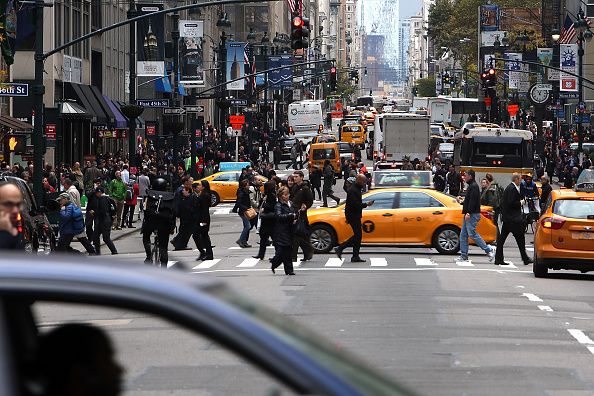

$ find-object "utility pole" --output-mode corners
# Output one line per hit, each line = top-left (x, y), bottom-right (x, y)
(127, 0), (137, 169)
(171, 10), (180, 168)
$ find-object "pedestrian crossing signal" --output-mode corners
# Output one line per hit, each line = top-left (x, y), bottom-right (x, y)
(4, 134), (26, 154)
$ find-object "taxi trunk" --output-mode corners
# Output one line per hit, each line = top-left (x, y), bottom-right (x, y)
(549, 198), (594, 251)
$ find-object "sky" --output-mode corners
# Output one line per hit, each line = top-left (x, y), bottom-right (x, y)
(400, 0), (422, 20)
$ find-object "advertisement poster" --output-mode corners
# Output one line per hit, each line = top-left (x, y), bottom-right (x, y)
(537, 48), (553, 80)
(136, 3), (165, 77)
(268, 56), (294, 88)
(560, 44), (578, 92)
(179, 20), (204, 87)
(480, 31), (506, 47)
(226, 42), (246, 91)
(504, 53), (522, 89)
(480, 5), (499, 31)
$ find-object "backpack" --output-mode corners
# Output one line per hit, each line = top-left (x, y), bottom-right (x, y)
(145, 190), (175, 221)
(493, 184), (503, 209)
(125, 185), (134, 201)
(107, 197), (117, 217)
(71, 205), (85, 235)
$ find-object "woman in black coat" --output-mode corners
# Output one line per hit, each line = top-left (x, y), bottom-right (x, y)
(236, 179), (252, 248)
(271, 186), (298, 275)
(253, 181), (277, 260)
(171, 186), (198, 250)
(194, 180), (213, 261)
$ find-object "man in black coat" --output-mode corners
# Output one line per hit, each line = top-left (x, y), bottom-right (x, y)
(334, 174), (374, 262)
(291, 171), (314, 261)
(494, 173), (533, 266)
(539, 175), (553, 211)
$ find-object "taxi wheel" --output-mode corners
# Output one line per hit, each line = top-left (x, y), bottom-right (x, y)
(310, 224), (336, 254)
(533, 252), (548, 278)
(210, 192), (220, 207)
(432, 226), (460, 255)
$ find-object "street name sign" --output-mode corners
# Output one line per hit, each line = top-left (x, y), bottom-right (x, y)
(0, 83), (29, 97)
(184, 105), (205, 113)
(230, 99), (248, 106)
(137, 99), (169, 108)
(163, 108), (186, 115)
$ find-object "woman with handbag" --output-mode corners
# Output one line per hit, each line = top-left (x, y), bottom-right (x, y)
(253, 181), (277, 260)
(236, 179), (255, 248)
(271, 186), (297, 275)
(195, 180), (214, 261)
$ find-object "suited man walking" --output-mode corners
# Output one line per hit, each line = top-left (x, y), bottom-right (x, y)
(494, 173), (533, 266)
(334, 174), (374, 262)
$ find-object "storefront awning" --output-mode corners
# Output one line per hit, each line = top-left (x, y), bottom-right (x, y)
(104, 95), (127, 128)
(90, 85), (116, 125)
(66, 83), (96, 122)
(0, 115), (33, 130)
(78, 84), (109, 125)
(59, 101), (92, 120)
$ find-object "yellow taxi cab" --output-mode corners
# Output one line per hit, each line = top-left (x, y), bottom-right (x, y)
(307, 187), (497, 254)
(195, 171), (266, 206)
(311, 134), (337, 144)
(308, 142), (341, 175)
(339, 124), (366, 148)
(533, 169), (594, 277)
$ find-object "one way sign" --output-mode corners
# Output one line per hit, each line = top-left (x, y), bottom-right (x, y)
(163, 108), (186, 115)
(184, 105), (205, 113)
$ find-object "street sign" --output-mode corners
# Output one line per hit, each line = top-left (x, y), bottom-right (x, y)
(573, 113), (591, 123)
(243, 107), (258, 113)
(230, 99), (248, 106)
(163, 108), (186, 115)
(0, 83), (29, 97)
(535, 83), (552, 91)
(230, 129), (242, 137)
(137, 99), (170, 108)
(184, 105), (204, 113)
(45, 124), (56, 140)
(229, 115), (245, 125)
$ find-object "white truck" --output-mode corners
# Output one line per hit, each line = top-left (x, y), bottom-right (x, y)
(287, 100), (325, 142)
(374, 113), (430, 162)
(427, 97), (452, 124)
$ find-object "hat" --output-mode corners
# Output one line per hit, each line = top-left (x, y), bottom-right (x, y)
(56, 192), (70, 202)
(94, 186), (105, 193)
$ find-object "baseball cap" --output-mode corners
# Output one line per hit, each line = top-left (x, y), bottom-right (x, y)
(55, 192), (70, 202)
(94, 186), (105, 193)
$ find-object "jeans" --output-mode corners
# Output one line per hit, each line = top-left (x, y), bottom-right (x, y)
(459, 213), (491, 258)
(239, 214), (251, 243)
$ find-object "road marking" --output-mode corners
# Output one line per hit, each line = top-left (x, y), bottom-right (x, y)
(538, 305), (554, 312)
(167, 261), (178, 268)
(193, 259), (221, 269)
(587, 346), (594, 355)
(504, 261), (517, 268)
(526, 247), (534, 252)
(293, 258), (303, 267)
(568, 329), (594, 345)
(213, 208), (232, 215)
(415, 258), (437, 266)
(370, 257), (388, 267)
(39, 319), (133, 327)
(228, 246), (242, 250)
(522, 293), (543, 302)
(456, 260), (474, 267)
(325, 258), (344, 267)
(237, 258), (260, 267)
(192, 267), (530, 274)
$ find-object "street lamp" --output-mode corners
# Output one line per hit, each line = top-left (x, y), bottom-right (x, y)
(573, 8), (593, 161)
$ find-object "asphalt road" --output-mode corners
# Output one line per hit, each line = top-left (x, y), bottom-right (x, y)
(37, 165), (594, 396)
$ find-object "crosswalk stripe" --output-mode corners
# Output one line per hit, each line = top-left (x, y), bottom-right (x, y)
(370, 257), (388, 267)
(504, 261), (517, 268)
(237, 258), (260, 267)
(213, 208), (232, 215)
(293, 258), (302, 267)
(325, 257), (344, 267)
(456, 260), (474, 267)
(167, 261), (178, 268)
(193, 259), (221, 269)
(415, 258), (437, 266)
(228, 246), (242, 250)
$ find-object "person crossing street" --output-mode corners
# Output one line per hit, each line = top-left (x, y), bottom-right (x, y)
(322, 160), (340, 207)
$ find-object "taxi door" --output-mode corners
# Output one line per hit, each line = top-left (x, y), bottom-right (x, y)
(393, 191), (446, 243)
(211, 172), (240, 201)
(360, 191), (397, 243)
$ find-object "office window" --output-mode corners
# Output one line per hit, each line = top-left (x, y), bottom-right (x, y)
(55, 4), (62, 48)
(91, 0), (101, 30)
(83, 1), (90, 59)
(64, 2), (70, 55)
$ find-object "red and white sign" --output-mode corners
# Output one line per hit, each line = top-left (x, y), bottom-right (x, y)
(195, 129), (202, 137)
(331, 111), (343, 119)
(45, 124), (56, 140)
(97, 130), (127, 139)
(561, 79), (576, 91)
(229, 115), (245, 125)
(145, 124), (156, 136)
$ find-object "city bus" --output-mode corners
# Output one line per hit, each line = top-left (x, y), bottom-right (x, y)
(449, 97), (484, 127)
(453, 127), (534, 187)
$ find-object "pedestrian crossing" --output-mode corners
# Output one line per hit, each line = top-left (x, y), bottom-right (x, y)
(160, 255), (525, 272)
(209, 201), (333, 216)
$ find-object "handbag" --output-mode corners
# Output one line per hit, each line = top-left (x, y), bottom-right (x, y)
(292, 217), (310, 238)
(245, 207), (257, 220)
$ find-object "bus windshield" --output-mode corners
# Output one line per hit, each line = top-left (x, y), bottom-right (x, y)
(467, 137), (528, 168)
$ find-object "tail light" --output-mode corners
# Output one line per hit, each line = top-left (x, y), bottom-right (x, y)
(491, 160), (503, 165)
(541, 216), (565, 230)
(481, 209), (493, 220)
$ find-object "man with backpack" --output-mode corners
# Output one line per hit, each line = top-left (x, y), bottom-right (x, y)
(89, 186), (118, 255)
(141, 177), (176, 266)
(481, 173), (503, 239)
(56, 193), (86, 252)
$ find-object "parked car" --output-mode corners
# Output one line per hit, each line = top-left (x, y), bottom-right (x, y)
(0, 256), (414, 396)
(0, 175), (55, 253)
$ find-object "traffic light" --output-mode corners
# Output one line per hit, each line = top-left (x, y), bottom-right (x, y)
(4, 134), (26, 154)
(291, 15), (304, 50)
(329, 66), (337, 91)
(481, 68), (496, 89)
(301, 17), (310, 48)
(442, 73), (450, 86)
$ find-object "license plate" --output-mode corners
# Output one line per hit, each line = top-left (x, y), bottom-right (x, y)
(572, 232), (594, 240)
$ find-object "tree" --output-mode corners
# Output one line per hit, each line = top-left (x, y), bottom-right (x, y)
(415, 78), (436, 97)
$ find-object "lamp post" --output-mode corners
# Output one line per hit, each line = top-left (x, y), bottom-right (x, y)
(551, 28), (561, 158)
(215, 12), (231, 134)
(573, 8), (593, 162)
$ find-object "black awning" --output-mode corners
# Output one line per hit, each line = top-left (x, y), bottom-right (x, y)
(78, 84), (108, 125)
(90, 85), (115, 125)
(66, 83), (96, 122)
(473, 136), (523, 144)
(0, 115), (33, 130)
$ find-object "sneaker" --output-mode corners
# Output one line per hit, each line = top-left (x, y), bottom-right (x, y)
(487, 247), (495, 263)
(455, 255), (468, 262)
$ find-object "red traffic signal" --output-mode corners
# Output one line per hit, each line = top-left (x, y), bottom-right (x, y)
(330, 67), (336, 74)
(292, 16), (304, 28)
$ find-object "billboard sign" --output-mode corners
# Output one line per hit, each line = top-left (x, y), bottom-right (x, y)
(560, 44), (578, 92)
(179, 20), (205, 87)
(480, 5), (499, 31)
(226, 42), (246, 91)
(136, 4), (165, 77)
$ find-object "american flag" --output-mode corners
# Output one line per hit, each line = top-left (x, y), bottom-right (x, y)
(244, 48), (256, 91)
(559, 14), (576, 44)
(287, 0), (301, 15)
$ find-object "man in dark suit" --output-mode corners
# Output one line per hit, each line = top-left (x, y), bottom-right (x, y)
(494, 173), (533, 265)
(334, 174), (374, 262)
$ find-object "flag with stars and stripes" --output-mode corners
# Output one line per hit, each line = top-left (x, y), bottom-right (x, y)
(559, 14), (576, 44)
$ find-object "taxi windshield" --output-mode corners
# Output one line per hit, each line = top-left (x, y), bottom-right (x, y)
(553, 199), (594, 219)
(372, 171), (432, 188)
(576, 169), (594, 184)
